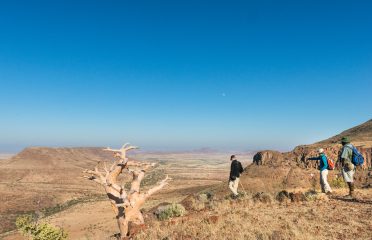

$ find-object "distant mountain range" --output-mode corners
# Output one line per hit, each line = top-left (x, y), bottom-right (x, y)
(0, 154), (14, 160)
(4, 119), (371, 165)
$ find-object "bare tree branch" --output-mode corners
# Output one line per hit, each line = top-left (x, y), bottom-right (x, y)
(129, 170), (145, 194)
(83, 143), (168, 239)
(103, 143), (138, 160)
(127, 162), (156, 171)
(103, 162), (109, 173)
(145, 175), (171, 198)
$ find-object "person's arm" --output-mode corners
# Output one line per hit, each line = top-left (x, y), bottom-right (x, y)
(307, 156), (320, 161)
(229, 162), (236, 180)
(337, 149), (342, 162)
(239, 162), (244, 174)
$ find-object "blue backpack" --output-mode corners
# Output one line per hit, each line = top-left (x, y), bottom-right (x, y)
(347, 146), (365, 166)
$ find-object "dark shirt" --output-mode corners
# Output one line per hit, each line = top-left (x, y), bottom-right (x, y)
(230, 160), (244, 181)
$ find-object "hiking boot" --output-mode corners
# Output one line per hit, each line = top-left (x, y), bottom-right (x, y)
(344, 194), (354, 200)
(326, 192), (333, 196)
(231, 194), (239, 200)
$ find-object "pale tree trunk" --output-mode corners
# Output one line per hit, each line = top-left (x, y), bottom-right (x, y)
(83, 143), (170, 239)
(117, 213), (129, 239)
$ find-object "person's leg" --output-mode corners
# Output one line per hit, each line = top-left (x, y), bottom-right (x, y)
(342, 168), (355, 198)
(348, 169), (355, 197)
(347, 182), (354, 196)
(234, 178), (240, 195)
(229, 180), (236, 195)
(229, 178), (239, 196)
(320, 171), (325, 193)
(322, 170), (332, 193)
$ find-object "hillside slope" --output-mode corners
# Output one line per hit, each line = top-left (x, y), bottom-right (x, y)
(292, 119), (372, 171)
(241, 119), (372, 196)
(0, 147), (115, 234)
(6, 147), (115, 169)
(317, 119), (372, 147)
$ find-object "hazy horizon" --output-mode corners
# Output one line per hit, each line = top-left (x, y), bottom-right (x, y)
(1, 118), (370, 154)
(1, 1), (371, 153)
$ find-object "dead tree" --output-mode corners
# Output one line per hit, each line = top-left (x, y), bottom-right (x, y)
(83, 143), (170, 239)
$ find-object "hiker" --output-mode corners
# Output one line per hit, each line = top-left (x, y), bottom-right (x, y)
(229, 155), (244, 198)
(307, 148), (332, 195)
(338, 137), (357, 199)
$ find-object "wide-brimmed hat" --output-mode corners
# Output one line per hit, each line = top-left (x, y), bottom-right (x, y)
(318, 148), (324, 154)
(341, 137), (350, 143)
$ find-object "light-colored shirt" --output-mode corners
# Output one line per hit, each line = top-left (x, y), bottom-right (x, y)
(340, 143), (354, 171)
(341, 143), (353, 162)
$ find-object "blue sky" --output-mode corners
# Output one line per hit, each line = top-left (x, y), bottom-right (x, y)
(0, 1), (371, 152)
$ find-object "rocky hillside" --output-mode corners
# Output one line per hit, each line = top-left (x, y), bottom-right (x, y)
(247, 120), (372, 192)
(255, 119), (372, 169)
(290, 119), (372, 171)
(317, 119), (372, 147)
(290, 120), (372, 171)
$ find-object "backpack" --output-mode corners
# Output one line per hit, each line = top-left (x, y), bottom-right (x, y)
(347, 145), (365, 166)
(326, 156), (335, 170)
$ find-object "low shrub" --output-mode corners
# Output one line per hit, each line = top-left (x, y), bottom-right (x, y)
(197, 193), (209, 203)
(15, 214), (68, 240)
(181, 192), (216, 211)
(16, 215), (37, 234)
(156, 203), (186, 220)
(276, 190), (290, 202)
(199, 191), (214, 201)
(330, 176), (347, 188)
(304, 190), (318, 201)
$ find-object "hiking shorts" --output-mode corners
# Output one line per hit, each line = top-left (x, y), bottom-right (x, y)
(342, 167), (355, 183)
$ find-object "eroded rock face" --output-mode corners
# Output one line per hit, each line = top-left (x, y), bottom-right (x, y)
(248, 144), (372, 191)
(288, 145), (372, 170)
(246, 121), (372, 193)
(253, 145), (371, 170)
(252, 151), (284, 166)
(362, 148), (372, 170)
(287, 145), (340, 169)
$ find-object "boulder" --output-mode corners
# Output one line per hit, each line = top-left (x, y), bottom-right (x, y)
(252, 151), (284, 166)
(252, 192), (272, 204)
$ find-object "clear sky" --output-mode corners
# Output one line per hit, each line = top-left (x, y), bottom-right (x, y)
(0, 0), (371, 153)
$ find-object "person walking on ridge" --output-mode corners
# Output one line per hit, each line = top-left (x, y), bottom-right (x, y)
(307, 148), (332, 195)
(229, 155), (244, 199)
(338, 137), (357, 199)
